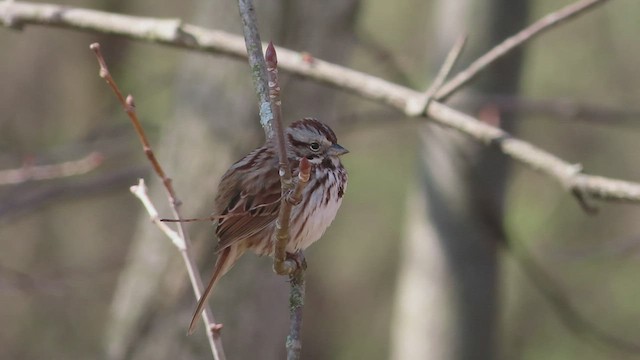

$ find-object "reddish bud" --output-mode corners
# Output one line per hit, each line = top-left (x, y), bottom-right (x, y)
(298, 157), (311, 183)
(478, 104), (501, 128)
(265, 41), (277, 66)
(210, 323), (224, 334)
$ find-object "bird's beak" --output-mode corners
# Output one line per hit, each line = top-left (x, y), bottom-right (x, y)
(328, 143), (349, 156)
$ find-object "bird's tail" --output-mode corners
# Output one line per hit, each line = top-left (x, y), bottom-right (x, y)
(187, 246), (239, 334)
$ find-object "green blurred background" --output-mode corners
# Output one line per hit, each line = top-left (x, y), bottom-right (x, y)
(1, 0), (639, 359)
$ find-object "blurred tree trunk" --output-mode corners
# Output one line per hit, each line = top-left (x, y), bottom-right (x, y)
(391, 1), (528, 359)
(103, 0), (358, 359)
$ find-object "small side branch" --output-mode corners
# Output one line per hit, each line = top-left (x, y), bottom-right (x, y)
(90, 44), (178, 206)
(90, 43), (226, 360)
(0, 152), (103, 186)
(130, 179), (185, 251)
(434, 0), (611, 100)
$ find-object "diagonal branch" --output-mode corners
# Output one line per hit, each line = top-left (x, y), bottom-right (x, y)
(90, 43), (226, 360)
(2, 1), (639, 206)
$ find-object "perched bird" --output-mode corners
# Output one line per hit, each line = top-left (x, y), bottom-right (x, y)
(189, 118), (348, 333)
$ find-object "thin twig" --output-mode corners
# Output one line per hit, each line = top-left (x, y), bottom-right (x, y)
(90, 45), (177, 205)
(424, 34), (467, 99)
(130, 179), (185, 250)
(2, 1), (633, 206)
(417, 34), (467, 115)
(434, 0), (611, 101)
(0, 152), (103, 185)
(266, 41), (296, 275)
(266, 41), (292, 183)
(90, 43), (226, 360)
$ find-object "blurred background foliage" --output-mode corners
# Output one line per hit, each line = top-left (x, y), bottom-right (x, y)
(1, 0), (639, 359)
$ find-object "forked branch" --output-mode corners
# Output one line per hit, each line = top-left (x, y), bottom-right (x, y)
(433, 0), (611, 101)
(90, 43), (226, 360)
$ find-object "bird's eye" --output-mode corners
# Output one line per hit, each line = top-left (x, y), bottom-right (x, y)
(309, 142), (321, 152)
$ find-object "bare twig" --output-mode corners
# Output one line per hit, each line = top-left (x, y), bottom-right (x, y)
(90, 45), (177, 205)
(424, 34), (467, 99)
(0, 152), (103, 185)
(90, 43), (226, 360)
(265, 41), (297, 276)
(434, 0), (611, 101)
(266, 41), (292, 184)
(2, 1), (633, 206)
(416, 34), (467, 115)
(130, 179), (184, 249)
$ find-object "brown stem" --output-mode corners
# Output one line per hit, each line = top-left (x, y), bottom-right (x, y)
(266, 41), (298, 275)
(90, 43), (226, 360)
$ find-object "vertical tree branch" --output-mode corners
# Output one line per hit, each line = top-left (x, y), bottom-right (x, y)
(236, 2), (307, 358)
(237, 0), (274, 138)
(286, 268), (305, 359)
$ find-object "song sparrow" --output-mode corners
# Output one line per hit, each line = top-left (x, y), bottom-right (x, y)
(189, 118), (348, 333)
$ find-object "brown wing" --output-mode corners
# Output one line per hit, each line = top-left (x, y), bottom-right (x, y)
(212, 147), (281, 253)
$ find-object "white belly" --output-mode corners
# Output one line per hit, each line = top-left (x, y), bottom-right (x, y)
(287, 168), (346, 252)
